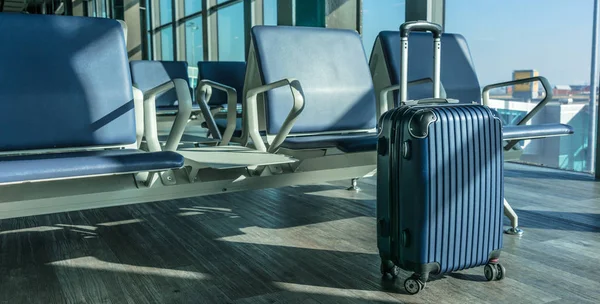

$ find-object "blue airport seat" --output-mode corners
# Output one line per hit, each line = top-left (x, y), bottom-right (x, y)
(370, 31), (573, 143)
(197, 61), (248, 139)
(130, 59), (221, 143)
(247, 26), (378, 152)
(280, 134), (377, 153)
(213, 117), (267, 139)
(373, 31), (481, 104)
(0, 150), (183, 184)
(198, 61), (246, 107)
(0, 14), (184, 184)
(130, 60), (199, 112)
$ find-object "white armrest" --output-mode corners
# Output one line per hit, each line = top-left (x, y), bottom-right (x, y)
(197, 79), (238, 146)
(379, 84), (400, 117)
(482, 76), (554, 150)
(132, 86), (145, 148)
(142, 78), (192, 152)
(245, 78), (305, 153)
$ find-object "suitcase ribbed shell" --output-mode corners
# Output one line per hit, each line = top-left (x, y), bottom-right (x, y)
(421, 105), (504, 273)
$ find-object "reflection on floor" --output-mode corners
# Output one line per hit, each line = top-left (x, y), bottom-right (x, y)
(0, 163), (599, 303)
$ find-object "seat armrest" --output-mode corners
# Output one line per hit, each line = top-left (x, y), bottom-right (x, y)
(132, 86), (145, 148)
(503, 123), (574, 141)
(482, 76), (555, 149)
(197, 79), (238, 146)
(141, 78), (192, 152)
(379, 84), (399, 117)
(245, 78), (305, 153)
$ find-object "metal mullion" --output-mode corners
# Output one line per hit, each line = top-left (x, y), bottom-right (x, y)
(140, 0), (150, 59)
(244, 0), (263, 59)
(152, 0), (162, 59)
(203, 0), (218, 61)
(146, 0), (154, 59)
(179, 10), (203, 23)
(255, 0), (264, 25)
(171, 0), (177, 60)
(356, 0), (362, 35)
(175, 0), (186, 60)
(213, 0), (242, 12)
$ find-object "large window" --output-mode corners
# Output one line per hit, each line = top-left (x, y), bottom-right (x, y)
(186, 17), (203, 88)
(185, 0), (202, 16)
(361, 0), (405, 58)
(264, 0), (278, 25)
(159, 0), (172, 25)
(160, 27), (174, 60)
(217, 1), (245, 61)
(149, 0), (248, 63)
(446, 0), (596, 172)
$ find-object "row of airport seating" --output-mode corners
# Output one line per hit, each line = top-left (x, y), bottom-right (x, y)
(132, 30), (573, 156)
(0, 13), (573, 232)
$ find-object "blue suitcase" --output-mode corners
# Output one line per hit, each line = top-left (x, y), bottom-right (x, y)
(376, 21), (506, 295)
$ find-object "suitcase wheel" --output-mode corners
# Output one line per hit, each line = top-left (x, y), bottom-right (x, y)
(404, 277), (426, 295)
(484, 263), (506, 281)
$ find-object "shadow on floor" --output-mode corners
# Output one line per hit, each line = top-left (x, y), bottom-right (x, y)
(503, 165), (596, 182)
(513, 209), (600, 232)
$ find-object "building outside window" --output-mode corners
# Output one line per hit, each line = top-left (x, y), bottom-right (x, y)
(446, 0), (596, 173)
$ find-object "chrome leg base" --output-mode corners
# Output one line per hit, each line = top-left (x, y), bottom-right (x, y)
(347, 178), (361, 192)
(504, 227), (524, 236)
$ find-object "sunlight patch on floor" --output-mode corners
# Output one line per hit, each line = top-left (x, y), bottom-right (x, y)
(303, 189), (376, 201)
(97, 219), (144, 227)
(178, 211), (205, 216)
(272, 282), (398, 303)
(177, 206), (239, 218)
(47, 256), (211, 280)
(56, 224), (97, 231)
(215, 217), (377, 254)
(0, 226), (62, 235)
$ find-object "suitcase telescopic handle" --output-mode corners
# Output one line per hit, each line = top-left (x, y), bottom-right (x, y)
(399, 21), (443, 103)
(400, 21), (443, 38)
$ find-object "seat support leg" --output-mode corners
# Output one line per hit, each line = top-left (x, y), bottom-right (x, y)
(503, 198), (523, 236)
(347, 178), (361, 192)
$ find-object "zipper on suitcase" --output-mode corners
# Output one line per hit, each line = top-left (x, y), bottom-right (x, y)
(390, 111), (402, 266)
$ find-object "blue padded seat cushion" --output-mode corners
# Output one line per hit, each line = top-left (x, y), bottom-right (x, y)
(251, 26), (377, 135)
(375, 31), (481, 105)
(0, 150), (184, 184)
(198, 61), (246, 106)
(130, 60), (191, 109)
(0, 14), (136, 151)
(280, 134), (378, 153)
(503, 124), (574, 140)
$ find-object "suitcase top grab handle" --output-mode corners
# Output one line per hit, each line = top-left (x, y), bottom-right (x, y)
(399, 20), (443, 103)
(400, 21), (443, 38)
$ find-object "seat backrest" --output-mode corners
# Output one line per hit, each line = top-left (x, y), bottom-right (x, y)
(129, 60), (190, 109)
(246, 26), (377, 135)
(0, 14), (135, 152)
(198, 61), (246, 106)
(370, 31), (481, 105)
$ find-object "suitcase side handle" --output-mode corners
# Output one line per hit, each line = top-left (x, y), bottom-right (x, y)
(400, 21), (443, 38)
